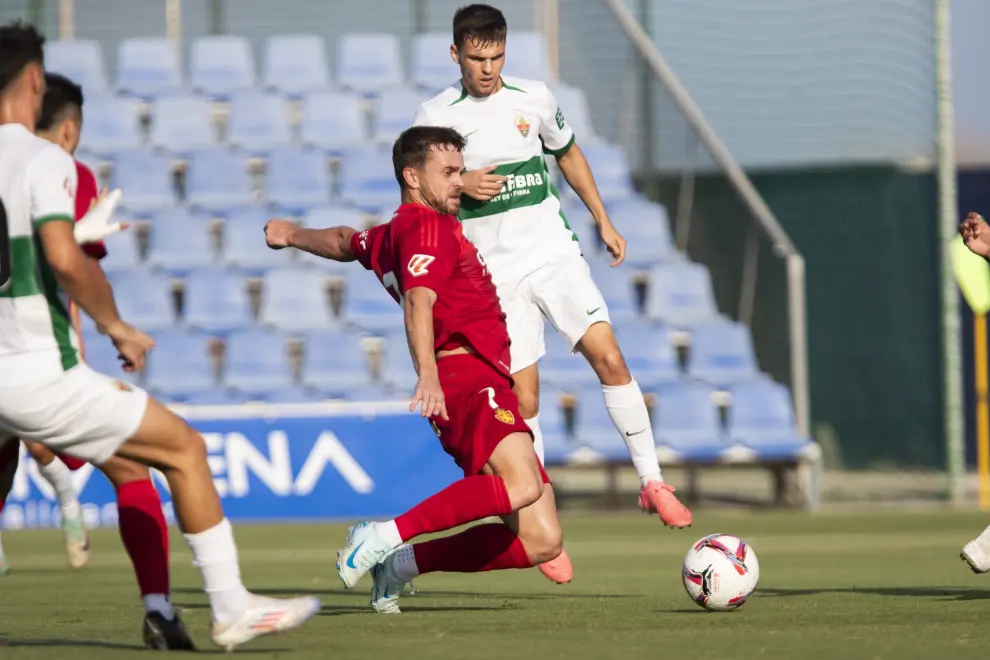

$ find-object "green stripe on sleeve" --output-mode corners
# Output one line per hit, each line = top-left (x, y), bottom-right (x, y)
(542, 133), (576, 158)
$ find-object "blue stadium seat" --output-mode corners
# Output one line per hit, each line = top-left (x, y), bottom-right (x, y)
(342, 276), (404, 332)
(258, 268), (335, 331)
(107, 269), (175, 331)
(539, 330), (599, 387)
(265, 147), (331, 213)
(78, 93), (142, 158)
(263, 387), (331, 404)
(189, 35), (255, 99)
(550, 83), (598, 143)
(339, 147), (400, 213)
(411, 33), (458, 92)
(263, 34), (330, 97)
(111, 150), (176, 214)
(149, 95), (216, 154)
(222, 206), (294, 273)
(98, 226), (142, 275)
(223, 330), (295, 397)
(374, 86), (430, 144)
(297, 206), (368, 274)
(653, 381), (727, 461)
(586, 257), (641, 321)
(144, 329), (217, 399)
(146, 208), (215, 275)
(116, 37), (183, 99)
(646, 260), (721, 327)
(380, 343), (418, 393)
(568, 143), (635, 204)
(227, 90), (292, 154)
(45, 40), (107, 92)
(81, 332), (138, 385)
(728, 378), (811, 460)
(183, 267), (253, 334)
(538, 389), (582, 465)
(686, 321), (759, 387)
(185, 148), (255, 213)
(500, 32), (551, 81)
(337, 33), (404, 96)
(183, 389), (251, 406)
(613, 321), (681, 388)
(300, 329), (374, 396)
(607, 198), (675, 266)
(571, 384), (633, 461)
(299, 91), (366, 154)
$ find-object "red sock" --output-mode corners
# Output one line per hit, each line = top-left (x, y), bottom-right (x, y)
(413, 523), (534, 574)
(395, 475), (512, 542)
(117, 479), (170, 596)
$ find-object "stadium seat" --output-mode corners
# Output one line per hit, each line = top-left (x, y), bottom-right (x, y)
(569, 143), (635, 204)
(337, 33), (404, 96)
(299, 90), (367, 154)
(374, 86), (430, 144)
(500, 31), (552, 81)
(182, 389), (251, 406)
(571, 384), (632, 461)
(607, 198), (675, 266)
(226, 90), (292, 154)
(182, 266), (253, 334)
(613, 321), (681, 388)
(45, 40), (107, 92)
(342, 276), (404, 332)
(110, 150), (176, 214)
(222, 207), (294, 273)
(116, 37), (183, 99)
(222, 330), (295, 397)
(300, 329), (374, 396)
(538, 389), (582, 465)
(686, 321), (759, 387)
(263, 34), (330, 97)
(265, 147), (331, 213)
(98, 226), (142, 275)
(378, 334), (418, 393)
(539, 330), (600, 387)
(77, 93), (142, 158)
(653, 381), (728, 462)
(586, 257), (641, 321)
(107, 269), (175, 331)
(339, 147), (400, 213)
(81, 332), (138, 385)
(258, 268), (335, 331)
(298, 206), (366, 274)
(144, 329), (217, 399)
(189, 35), (255, 98)
(263, 387), (331, 403)
(410, 33), (458, 92)
(727, 378), (811, 460)
(646, 260), (721, 327)
(550, 83), (598, 143)
(185, 148), (255, 213)
(148, 95), (216, 154)
(146, 208), (215, 275)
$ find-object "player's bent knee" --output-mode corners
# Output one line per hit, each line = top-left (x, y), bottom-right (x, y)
(506, 475), (543, 511)
(524, 521), (564, 564)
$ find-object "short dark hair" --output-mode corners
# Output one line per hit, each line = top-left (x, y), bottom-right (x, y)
(37, 72), (83, 131)
(0, 21), (45, 96)
(453, 4), (507, 49)
(392, 126), (467, 189)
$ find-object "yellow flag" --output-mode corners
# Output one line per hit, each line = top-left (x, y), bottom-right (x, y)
(951, 235), (990, 315)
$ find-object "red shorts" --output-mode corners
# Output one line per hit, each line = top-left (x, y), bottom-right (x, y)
(430, 353), (549, 482)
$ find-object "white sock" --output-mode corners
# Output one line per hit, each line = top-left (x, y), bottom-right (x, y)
(526, 415), (545, 464)
(183, 518), (250, 625)
(144, 593), (176, 620)
(602, 379), (663, 487)
(39, 458), (81, 520)
(393, 544), (420, 582)
(377, 520), (403, 548)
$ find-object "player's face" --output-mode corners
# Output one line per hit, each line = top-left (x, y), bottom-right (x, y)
(60, 116), (81, 155)
(420, 146), (465, 215)
(452, 38), (505, 97)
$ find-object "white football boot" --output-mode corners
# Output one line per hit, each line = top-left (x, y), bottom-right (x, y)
(961, 524), (990, 573)
(336, 522), (395, 589)
(0, 532), (8, 576)
(61, 509), (90, 569)
(211, 593), (321, 651)
(370, 550), (411, 614)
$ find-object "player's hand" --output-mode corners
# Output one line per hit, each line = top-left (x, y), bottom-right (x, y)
(410, 373), (449, 420)
(103, 321), (155, 373)
(960, 212), (990, 257)
(461, 166), (507, 202)
(599, 222), (627, 266)
(265, 218), (296, 250)
(74, 188), (129, 245)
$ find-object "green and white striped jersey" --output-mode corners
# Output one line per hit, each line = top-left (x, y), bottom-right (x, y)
(0, 124), (80, 383)
(413, 76), (579, 284)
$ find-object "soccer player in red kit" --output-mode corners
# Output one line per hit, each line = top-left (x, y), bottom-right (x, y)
(264, 125), (565, 613)
(0, 73), (193, 649)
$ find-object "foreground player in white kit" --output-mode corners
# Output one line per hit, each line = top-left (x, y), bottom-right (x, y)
(414, 4), (693, 583)
(0, 21), (318, 650)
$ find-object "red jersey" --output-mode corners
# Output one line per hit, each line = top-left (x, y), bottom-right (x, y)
(75, 161), (106, 260)
(350, 203), (513, 378)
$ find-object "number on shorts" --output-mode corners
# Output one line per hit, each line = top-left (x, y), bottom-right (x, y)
(382, 270), (403, 304)
(0, 197), (9, 288)
(482, 386), (498, 409)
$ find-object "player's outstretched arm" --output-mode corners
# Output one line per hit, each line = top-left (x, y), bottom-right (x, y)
(557, 143), (626, 266)
(405, 287), (448, 420)
(265, 219), (358, 262)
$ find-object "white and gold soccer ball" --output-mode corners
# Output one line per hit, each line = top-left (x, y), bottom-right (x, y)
(681, 533), (760, 611)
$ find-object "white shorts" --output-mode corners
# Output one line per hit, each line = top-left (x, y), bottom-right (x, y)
(501, 254), (610, 373)
(0, 363), (149, 465)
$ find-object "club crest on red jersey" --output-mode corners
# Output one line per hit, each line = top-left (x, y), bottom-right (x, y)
(494, 408), (515, 424)
(407, 254), (436, 277)
(515, 116), (531, 137)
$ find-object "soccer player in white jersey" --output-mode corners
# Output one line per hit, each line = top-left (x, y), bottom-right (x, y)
(0, 21), (319, 650)
(414, 4), (693, 583)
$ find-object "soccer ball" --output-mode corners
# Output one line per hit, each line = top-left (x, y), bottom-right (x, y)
(681, 533), (760, 611)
